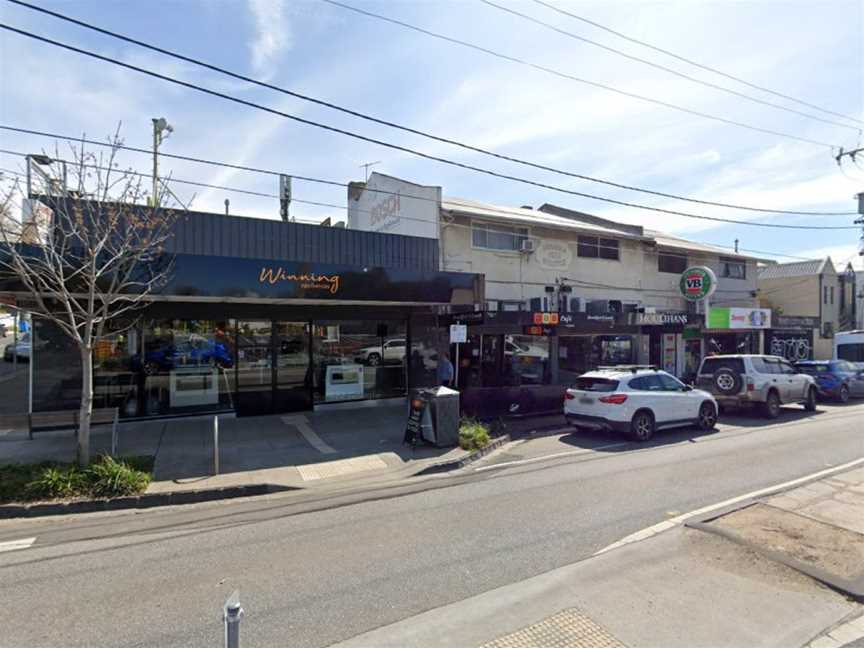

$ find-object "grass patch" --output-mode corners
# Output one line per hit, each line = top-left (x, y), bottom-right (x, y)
(458, 419), (491, 452)
(0, 455), (154, 504)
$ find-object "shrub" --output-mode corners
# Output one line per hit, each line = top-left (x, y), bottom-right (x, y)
(459, 419), (491, 451)
(85, 455), (151, 497)
(26, 464), (86, 499)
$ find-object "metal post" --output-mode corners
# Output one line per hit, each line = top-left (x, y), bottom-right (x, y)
(454, 342), (460, 388)
(213, 415), (220, 475)
(223, 590), (243, 648)
(111, 408), (119, 456)
(152, 119), (159, 207)
(12, 309), (17, 372)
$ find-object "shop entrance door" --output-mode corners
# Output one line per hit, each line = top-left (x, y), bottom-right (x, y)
(235, 320), (311, 416)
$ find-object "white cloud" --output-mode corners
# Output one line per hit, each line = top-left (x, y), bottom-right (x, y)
(248, 0), (292, 77)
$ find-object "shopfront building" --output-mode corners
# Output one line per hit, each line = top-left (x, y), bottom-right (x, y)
(451, 310), (640, 418)
(12, 205), (483, 421)
(764, 315), (819, 362)
(703, 306), (772, 357)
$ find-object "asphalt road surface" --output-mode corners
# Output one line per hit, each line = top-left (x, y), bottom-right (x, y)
(1, 401), (862, 647)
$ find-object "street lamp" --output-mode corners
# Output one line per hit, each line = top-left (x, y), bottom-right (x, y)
(151, 117), (173, 207)
(25, 154), (67, 198)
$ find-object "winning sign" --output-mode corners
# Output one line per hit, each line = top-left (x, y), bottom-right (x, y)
(679, 266), (717, 302)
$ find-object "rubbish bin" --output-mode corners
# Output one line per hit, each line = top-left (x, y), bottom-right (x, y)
(424, 385), (460, 447)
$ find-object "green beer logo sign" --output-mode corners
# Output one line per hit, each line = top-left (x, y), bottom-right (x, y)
(679, 266), (717, 301)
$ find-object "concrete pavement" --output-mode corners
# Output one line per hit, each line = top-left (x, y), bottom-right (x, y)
(0, 402), (862, 647)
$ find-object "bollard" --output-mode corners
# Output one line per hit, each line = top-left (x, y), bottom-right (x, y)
(213, 415), (220, 475)
(223, 590), (243, 648)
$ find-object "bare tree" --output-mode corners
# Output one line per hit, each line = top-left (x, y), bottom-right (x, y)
(0, 133), (183, 464)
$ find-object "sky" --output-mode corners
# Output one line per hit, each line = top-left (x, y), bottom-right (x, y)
(1, 0), (862, 268)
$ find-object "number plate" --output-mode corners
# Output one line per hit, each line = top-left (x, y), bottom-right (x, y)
(579, 397), (593, 404)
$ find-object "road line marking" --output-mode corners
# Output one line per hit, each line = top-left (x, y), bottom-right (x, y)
(282, 415), (337, 454)
(474, 443), (629, 473)
(0, 537), (36, 553)
(594, 456), (864, 556)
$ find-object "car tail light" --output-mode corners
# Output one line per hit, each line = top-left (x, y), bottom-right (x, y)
(599, 394), (628, 404)
(564, 392), (576, 400)
(746, 377), (755, 392)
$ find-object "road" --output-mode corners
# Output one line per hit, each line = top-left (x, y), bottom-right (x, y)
(0, 401), (862, 648)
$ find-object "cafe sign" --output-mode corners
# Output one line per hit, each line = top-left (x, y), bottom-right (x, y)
(679, 266), (717, 302)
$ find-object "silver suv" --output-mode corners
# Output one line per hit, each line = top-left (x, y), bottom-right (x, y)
(695, 354), (818, 419)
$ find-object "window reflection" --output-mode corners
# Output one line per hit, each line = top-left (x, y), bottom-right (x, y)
(503, 335), (549, 385)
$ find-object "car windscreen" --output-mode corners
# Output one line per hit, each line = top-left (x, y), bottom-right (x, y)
(795, 364), (830, 375)
(699, 358), (745, 375)
(573, 377), (619, 392)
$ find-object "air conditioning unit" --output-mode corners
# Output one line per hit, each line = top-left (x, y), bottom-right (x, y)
(520, 239), (537, 254)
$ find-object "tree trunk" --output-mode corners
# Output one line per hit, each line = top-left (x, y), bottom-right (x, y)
(78, 346), (93, 466)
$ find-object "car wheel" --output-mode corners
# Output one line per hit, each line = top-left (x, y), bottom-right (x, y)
(804, 387), (817, 412)
(762, 390), (781, 419)
(838, 384), (850, 404)
(630, 410), (655, 442)
(366, 353), (381, 367)
(713, 368), (743, 396)
(697, 402), (717, 431)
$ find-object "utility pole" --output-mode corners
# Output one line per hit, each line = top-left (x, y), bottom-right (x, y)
(279, 174), (292, 222)
(734, 238), (739, 254)
(151, 117), (173, 207)
(856, 192), (864, 257)
(836, 147), (864, 166)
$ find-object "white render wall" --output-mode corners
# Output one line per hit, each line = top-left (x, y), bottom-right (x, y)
(441, 214), (760, 311)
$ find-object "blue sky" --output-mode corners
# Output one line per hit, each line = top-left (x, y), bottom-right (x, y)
(1, 0), (862, 268)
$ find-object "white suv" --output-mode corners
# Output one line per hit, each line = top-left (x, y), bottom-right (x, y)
(695, 354), (818, 419)
(564, 367), (718, 441)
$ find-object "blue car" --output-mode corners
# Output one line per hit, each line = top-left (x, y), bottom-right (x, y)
(794, 360), (864, 403)
(141, 336), (234, 375)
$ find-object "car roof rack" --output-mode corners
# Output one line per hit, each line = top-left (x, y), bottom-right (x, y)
(597, 365), (659, 374)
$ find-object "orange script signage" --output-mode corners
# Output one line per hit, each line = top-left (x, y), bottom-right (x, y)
(258, 267), (340, 294)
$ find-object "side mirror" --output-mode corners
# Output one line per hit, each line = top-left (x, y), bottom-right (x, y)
(682, 385), (693, 392)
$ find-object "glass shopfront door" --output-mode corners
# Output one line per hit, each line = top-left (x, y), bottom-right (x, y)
(235, 320), (312, 416)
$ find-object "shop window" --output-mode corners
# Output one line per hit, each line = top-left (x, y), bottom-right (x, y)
(140, 320), (235, 417)
(559, 336), (590, 384)
(721, 258), (746, 279)
(501, 300), (525, 312)
(472, 222), (528, 252)
(658, 253), (687, 274)
(93, 325), (140, 417)
(312, 320), (407, 403)
(593, 335), (634, 366)
(577, 236), (619, 260)
(502, 335), (550, 385)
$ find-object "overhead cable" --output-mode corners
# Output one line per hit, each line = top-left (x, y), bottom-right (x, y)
(0, 29), (857, 232)
(319, 0), (841, 150)
(529, 0), (864, 127)
(4, 0), (850, 216)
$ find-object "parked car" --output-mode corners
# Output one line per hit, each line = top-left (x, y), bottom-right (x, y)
(564, 367), (718, 441)
(696, 354), (818, 419)
(794, 360), (864, 403)
(138, 336), (234, 375)
(3, 333), (32, 362)
(354, 338), (407, 366)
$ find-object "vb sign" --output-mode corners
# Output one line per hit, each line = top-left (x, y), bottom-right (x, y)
(679, 266), (717, 302)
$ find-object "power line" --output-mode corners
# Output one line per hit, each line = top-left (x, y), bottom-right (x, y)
(0, 31), (858, 233)
(319, 0), (841, 150)
(480, 0), (861, 133)
(5, 0), (852, 217)
(2, 124), (859, 238)
(0, 155), (834, 262)
(529, 0), (864, 128)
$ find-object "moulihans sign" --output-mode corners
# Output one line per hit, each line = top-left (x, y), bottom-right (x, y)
(679, 266), (717, 301)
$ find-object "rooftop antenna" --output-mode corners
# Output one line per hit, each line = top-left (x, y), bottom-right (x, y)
(359, 160), (381, 182)
(734, 238), (739, 253)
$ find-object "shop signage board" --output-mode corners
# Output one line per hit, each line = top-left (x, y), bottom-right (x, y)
(444, 311), (484, 325)
(159, 254), (477, 304)
(708, 307), (772, 330)
(679, 267), (717, 302)
(533, 312), (560, 325)
(630, 311), (690, 326)
(774, 315), (820, 330)
(450, 324), (467, 343)
(536, 240), (573, 271)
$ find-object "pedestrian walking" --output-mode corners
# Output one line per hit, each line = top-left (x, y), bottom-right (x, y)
(437, 352), (454, 387)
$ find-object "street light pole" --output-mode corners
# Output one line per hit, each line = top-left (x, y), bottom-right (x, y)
(151, 117), (173, 207)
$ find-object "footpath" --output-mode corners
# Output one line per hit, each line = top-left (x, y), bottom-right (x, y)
(334, 465), (864, 648)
